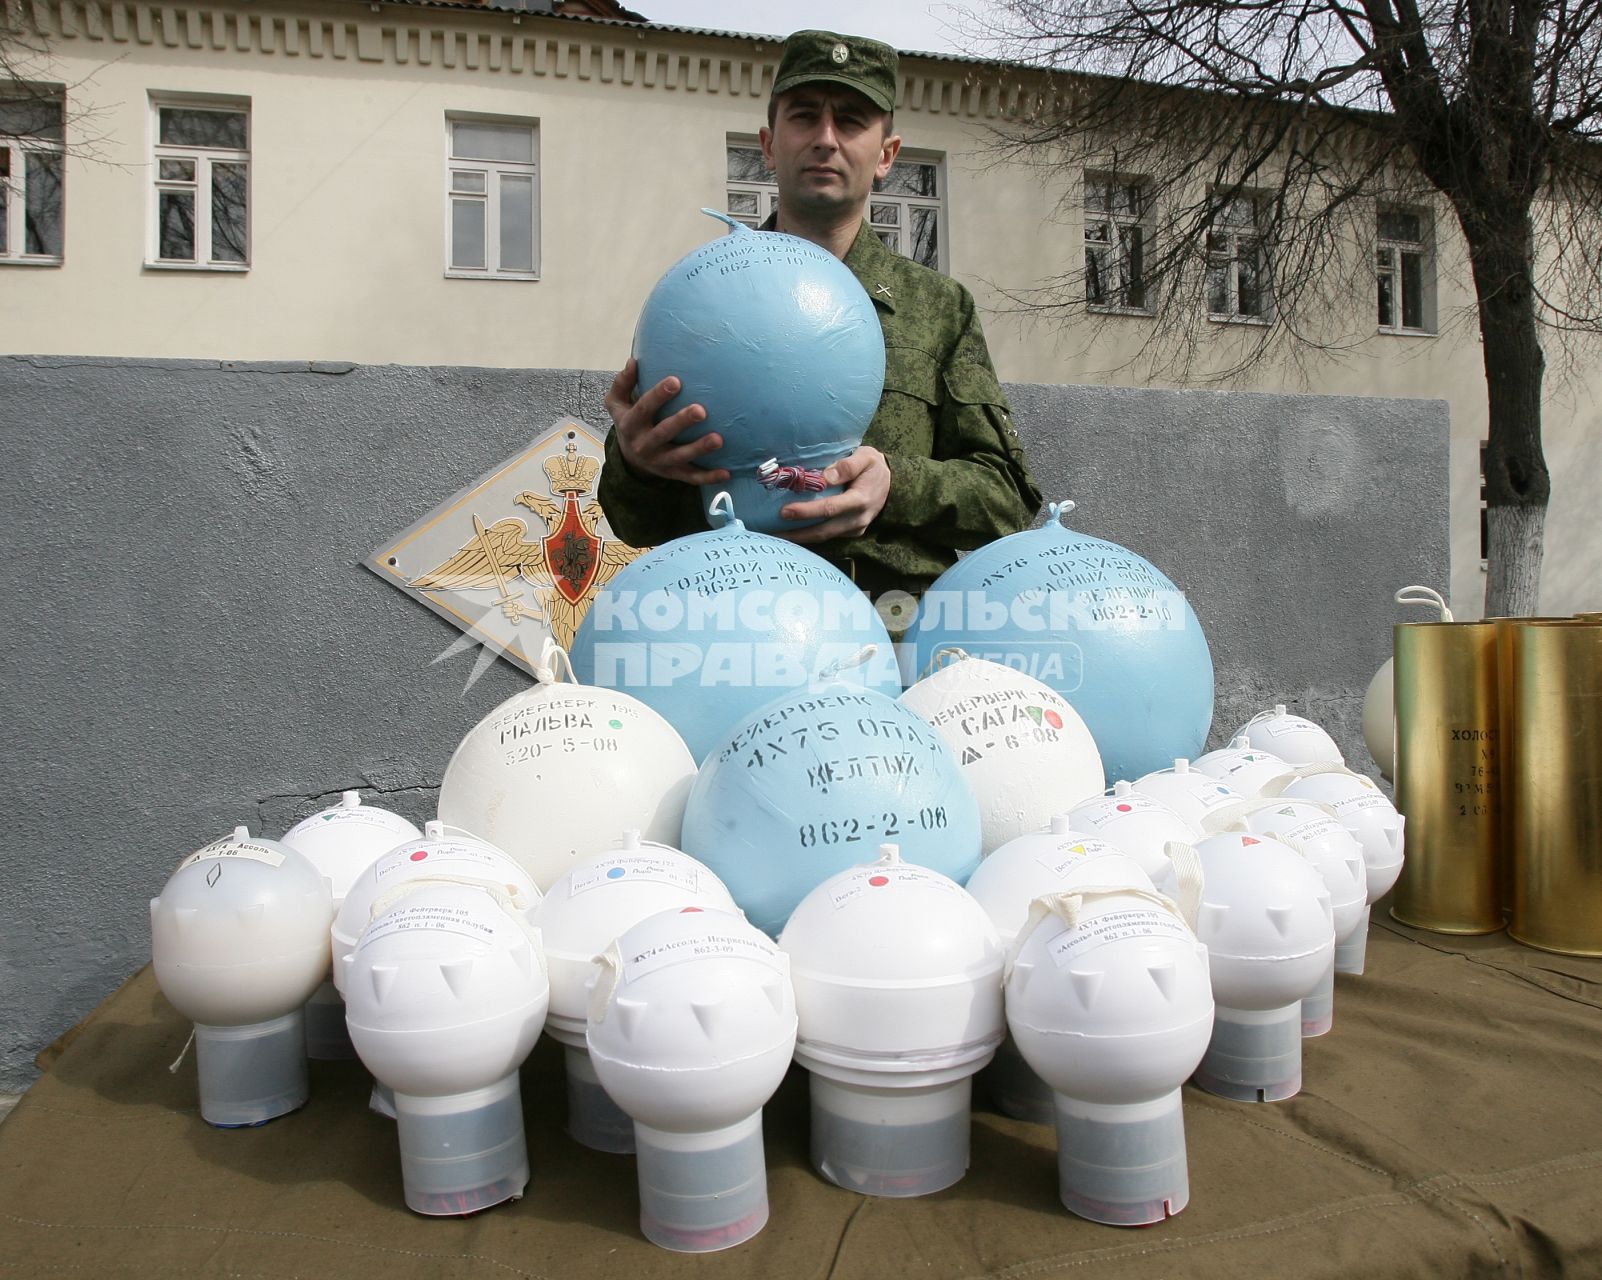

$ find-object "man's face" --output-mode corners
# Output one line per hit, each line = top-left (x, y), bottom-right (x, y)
(760, 86), (901, 220)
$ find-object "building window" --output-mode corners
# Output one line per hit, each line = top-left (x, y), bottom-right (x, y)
(149, 98), (249, 269)
(1377, 207), (1433, 333)
(725, 140), (945, 271)
(446, 117), (539, 279)
(0, 89), (65, 265)
(1206, 192), (1272, 321)
(725, 142), (779, 229)
(1083, 173), (1150, 311)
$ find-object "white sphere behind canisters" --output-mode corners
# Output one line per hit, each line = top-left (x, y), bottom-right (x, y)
(343, 881), (549, 1216)
(965, 816), (1160, 1123)
(281, 790), (422, 1060)
(587, 907), (796, 1253)
(438, 646), (697, 891)
(150, 827), (333, 1127)
(899, 652), (1105, 854)
(779, 845), (1004, 1198)
(1280, 766), (1406, 974)
(1189, 832), (1334, 1103)
(531, 831), (739, 1153)
(1006, 887), (1213, 1225)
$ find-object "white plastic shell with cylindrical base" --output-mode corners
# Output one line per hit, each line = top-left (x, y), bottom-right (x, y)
(1232, 705), (1345, 766)
(151, 827), (333, 1128)
(1191, 736), (1297, 799)
(965, 816), (1159, 1123)
(343, 882), (549, 1216)
(1226, 798), (1368, 1036)
(1067, 783), (1201, 886)
(1129, 760), (1247, 836)
(587, 907), (796, 1252)
(899, 653), (1105, 855)
(531, 830), (739, 1152)
(281, 790), (422, 1060)
(331, 821), (539, 997)
(1280, 766), (1407, 975)
(1005, 888), (1213, 1225)
(779, 844), (1004, 1198)
(1189, 833), (1334, 1102)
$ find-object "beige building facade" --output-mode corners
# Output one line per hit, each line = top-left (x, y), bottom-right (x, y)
(3, 0), (1596, 616)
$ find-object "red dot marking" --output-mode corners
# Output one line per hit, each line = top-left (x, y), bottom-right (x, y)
(680, 906), (703, 913)
(1045, 711), (1063, 729)
(1116, 804), (1133, 813)
(868, 876), (889, 887)
(409, 851), (429, 862)
(1241, 837), (1260, 846)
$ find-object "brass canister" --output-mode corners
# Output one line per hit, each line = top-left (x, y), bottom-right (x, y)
(1506, 619), (1602, 955)
(1390, 621), (1503, 933)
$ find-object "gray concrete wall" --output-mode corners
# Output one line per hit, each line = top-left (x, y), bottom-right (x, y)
(0, 356), (1449, 1093)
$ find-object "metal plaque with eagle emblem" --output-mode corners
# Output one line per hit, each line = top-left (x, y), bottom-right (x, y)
(366, 419), (647, 674)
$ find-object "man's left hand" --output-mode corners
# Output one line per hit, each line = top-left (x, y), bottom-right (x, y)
(778, 446), (891, 545)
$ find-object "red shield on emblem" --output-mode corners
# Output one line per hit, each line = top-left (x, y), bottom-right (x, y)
(541, 494), (602, 606)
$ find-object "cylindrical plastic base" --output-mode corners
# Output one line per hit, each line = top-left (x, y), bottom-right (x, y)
(565, 1045), (635, 1154)
(304, 979), (356, 1060)
(634, 1114), (769, 1253)
(394, 1074), (529, 1217)
(193, 1013), (308, 1128)
(1053, 1090), (1189, 1226)
(984, 1034), (1055, 1125)
(809, 1073), (971, 1198)
(1301, 961), (1336, 1038)
(1192, 1004), (1302, 1103)
(1335, 905), (1371, 975)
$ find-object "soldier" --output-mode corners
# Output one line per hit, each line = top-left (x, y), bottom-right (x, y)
(598, 28), (1042, 611)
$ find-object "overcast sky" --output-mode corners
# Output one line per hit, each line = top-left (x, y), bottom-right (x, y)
(633, 1), (1010, 58)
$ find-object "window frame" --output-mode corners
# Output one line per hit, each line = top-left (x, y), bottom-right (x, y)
(146, 93), (251, 273)
(724, 136), (948, 273)
(1376, 204), (1436, 336)
(0, 86), (66, 267)
(443, 113), (541, 282)
(1205, 190), (1275, 325)
(1082, 171), (1153, 315)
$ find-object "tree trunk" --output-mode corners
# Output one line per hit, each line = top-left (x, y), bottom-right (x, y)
(1464, 212), (1550, 618)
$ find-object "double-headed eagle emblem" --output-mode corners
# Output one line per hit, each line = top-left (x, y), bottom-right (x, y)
(409, 438), (637, 649)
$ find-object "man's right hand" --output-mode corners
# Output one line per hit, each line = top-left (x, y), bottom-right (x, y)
(604, 358), (731, 486)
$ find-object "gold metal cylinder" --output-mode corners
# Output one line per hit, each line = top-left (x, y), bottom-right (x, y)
(1507, 619), (1602, 955)
(1490, 616), (1571, 917)
(1390, 621), (1503, 933)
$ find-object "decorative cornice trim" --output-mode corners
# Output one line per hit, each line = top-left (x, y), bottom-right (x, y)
(21, 0), (1042, 117)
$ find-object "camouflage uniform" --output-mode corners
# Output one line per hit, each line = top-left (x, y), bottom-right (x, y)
(598, 218), (1043, 601)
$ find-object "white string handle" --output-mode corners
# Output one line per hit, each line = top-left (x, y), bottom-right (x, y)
(818, 643), (878, 681)
(532, 635), (577, 686)
(1395, 585), (1452, 622)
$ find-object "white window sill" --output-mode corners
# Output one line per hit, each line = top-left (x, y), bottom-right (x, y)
(1207, 313), (1274, 327)
(0, 257), (63, 268)
(1377, 325), (1436, 339)
(444, 270), (540, 282)
(1087, 303), (1155, 318)
(143, 261), (249, 273)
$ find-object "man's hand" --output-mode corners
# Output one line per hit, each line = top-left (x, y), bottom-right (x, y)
(778, 446), (891, 545)
(604, 358), (731, 486)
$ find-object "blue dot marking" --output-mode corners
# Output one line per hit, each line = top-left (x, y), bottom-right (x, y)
(607, 866), (627, 879)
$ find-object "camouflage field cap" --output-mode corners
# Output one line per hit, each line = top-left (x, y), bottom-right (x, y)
(772, 30), (899, 114)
